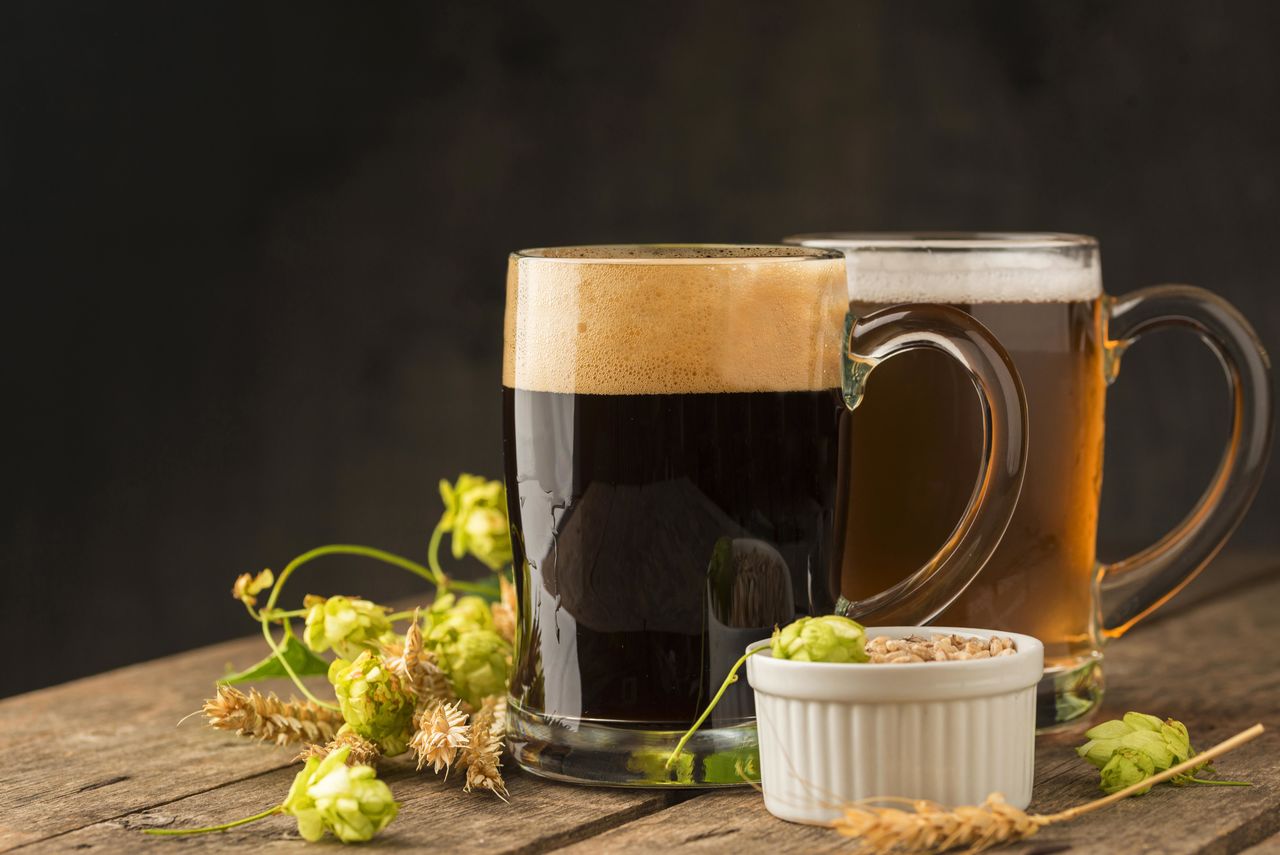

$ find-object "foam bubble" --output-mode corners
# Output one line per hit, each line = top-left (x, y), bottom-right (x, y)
(503, 248), (847, 395)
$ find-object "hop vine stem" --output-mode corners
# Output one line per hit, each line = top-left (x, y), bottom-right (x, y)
(256, 541), (498, 705)
(666, 646), (765, 770)
(144, 806), (283, 836)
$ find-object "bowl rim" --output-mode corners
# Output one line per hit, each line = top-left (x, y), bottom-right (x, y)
(745, 626), (1045, 702)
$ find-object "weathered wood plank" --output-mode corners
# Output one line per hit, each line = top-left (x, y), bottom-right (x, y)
(1240, 832), (1280, 855)
(0, 634), (314, 850)
(17, 759), (677, 854)
(557, 573), (1280, 855)
(1, 554), (1274, 853)
(0, 630), (672, 854)
(1138, 550), (1278, 626)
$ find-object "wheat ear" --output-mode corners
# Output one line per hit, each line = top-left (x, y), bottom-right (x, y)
(203, 686), (343, 747)
(297, 728), (382, 766)
(833, 723), (1264, 854)
(459, 695), (509, 800)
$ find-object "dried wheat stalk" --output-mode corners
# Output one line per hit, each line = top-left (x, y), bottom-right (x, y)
(411, 699), (470, 775)
(297, 728), (382, 766)
(831, 724), (1263, 854)
(383, 608), (454, 710)
(459, 695), (508, 800)
(203, 686), (342, 747)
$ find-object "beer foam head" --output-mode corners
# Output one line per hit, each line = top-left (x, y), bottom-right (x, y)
(788, 233), (1102, 304)
(503, 245), (847, 395)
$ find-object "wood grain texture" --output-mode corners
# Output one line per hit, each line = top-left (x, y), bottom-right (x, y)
(14, 761), (676, 854)
(1, 557), (1276, 854)
(559, 571), (1280, 855)
(1240, 833), (1280, 855)
(0, 634), (312, 850)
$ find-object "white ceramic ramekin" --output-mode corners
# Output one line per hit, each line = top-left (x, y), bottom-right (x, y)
(746, 626), (1044, 825)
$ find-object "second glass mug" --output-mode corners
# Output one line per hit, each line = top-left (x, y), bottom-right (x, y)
(788, 233), (1274, 729)
(501, 245), (1028, 786)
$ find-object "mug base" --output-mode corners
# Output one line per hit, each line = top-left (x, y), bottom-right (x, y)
(507, 698), (760, 788)
(1036, 654), (1104, 732)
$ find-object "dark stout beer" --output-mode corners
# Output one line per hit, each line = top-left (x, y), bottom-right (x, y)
(502, 246), (847, 741)
(503, 387), (841, 723)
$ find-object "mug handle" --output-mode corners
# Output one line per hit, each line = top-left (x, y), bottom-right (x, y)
(837, 304), (1029, 626)
(1098, 285), (1274, 638)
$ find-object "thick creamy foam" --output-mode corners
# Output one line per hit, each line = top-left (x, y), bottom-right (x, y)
(503, 251), (846, 395)
(517, 245), (822, 261)
(796, 241), (1102, 304)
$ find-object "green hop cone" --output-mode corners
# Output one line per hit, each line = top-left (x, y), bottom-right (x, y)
(1083, 718), (1135, 741)
(771, 616), (868, 663)
(1099, 747), (1156, 795)
(1120, 729), (1177, 770)
(439, 629), (510, 708)
(304, 595), (395, 660)
(1078, 712), (1185, 771)
(329, 651), (416, 756)
(283, 747), (398, 843)
(1162, 720), (1192, 764)
(425, 593), (494, 635)
(421, 594), (512, 707)
(1077, 737), (1124, 769)
(1076, 712), (1250, 790)
(439, 474), (514, 570)
(1123, 711), (1164, 733)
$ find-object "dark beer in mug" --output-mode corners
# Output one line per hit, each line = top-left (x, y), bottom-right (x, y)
(502, 246), (847, 783)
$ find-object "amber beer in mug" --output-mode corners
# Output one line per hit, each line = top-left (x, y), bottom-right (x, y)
(790, 233), (1274, 728)
(502, 245), (1029, 785)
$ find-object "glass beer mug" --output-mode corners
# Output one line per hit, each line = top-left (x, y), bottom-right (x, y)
(502, 245), (1028, 785)
(789, 233), (1274, 728)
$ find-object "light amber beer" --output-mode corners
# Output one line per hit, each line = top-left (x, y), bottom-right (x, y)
(791, 234), (1110, 726)
(839, 297), (1107, 668)
(794, 231), (1276, 729)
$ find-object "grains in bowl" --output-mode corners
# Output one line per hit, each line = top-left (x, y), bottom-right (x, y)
(865, 633), (1017, 663)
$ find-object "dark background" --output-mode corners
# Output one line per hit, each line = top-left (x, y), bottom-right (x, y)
(3, 1), (1278, 697)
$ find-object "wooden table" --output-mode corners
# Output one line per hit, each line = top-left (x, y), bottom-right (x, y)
(3, 555), (1277, 854)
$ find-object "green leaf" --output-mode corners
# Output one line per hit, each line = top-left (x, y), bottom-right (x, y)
(220, 631), (330, 684)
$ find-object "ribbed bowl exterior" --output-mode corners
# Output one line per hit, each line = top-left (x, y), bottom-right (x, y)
(747, 626), (1043, 825)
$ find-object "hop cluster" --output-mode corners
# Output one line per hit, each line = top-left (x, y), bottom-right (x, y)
(771, 615), (868, 663)
(329, 651), (417, 756)
(1077, 712), (1207, 794)
(439, 474), (513, 571)
(422, 594), (512, 708)
(304, 595), (396, 660)
(282, 747), (398, 843)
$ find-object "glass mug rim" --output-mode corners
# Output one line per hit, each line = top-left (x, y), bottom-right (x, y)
(511, 243), (844, 264)
(786, 232), (1098, 252)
